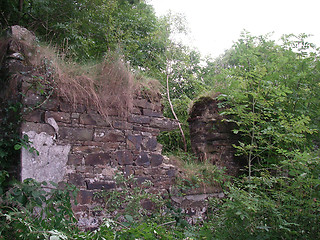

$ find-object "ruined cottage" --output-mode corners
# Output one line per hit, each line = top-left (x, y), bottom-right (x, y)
(0, 26), (240, 228)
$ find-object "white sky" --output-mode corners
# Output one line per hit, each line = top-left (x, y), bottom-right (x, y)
(149, 0), (320, 58)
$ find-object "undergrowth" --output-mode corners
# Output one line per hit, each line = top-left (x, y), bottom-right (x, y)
(1, 150), (319, 239)
(166, 152), (228, 193)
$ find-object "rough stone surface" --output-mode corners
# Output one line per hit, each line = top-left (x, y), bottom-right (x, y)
(150, 154), (163, 167)
(60, 127), (94, 141)
(93, 129), (124, 142)
(21, 131), (71, 183)
(188, 96), (241, 175)
(9, 25), (36, 43)
(116, 150), (134, 165)
(137, 152), (150, 167)
(85, 153), (110, 166)
(1, 26), (221, 230)
(86, 181), (116, 190)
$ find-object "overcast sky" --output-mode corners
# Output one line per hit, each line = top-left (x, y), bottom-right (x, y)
(149, 0), (320, 58)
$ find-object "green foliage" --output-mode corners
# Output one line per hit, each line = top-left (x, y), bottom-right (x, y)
(0, 81), (48, 178)
(0, 173), (204, 239)
(0, 0), (169, 70)
(158, 95), (193, 152)
(210, 151), (320, 240)
(94, 173), (169, 225)
(1, 3), (319, 238)
(172, 154), (229, 193)
(0, 178), (79, 239)
(203, 32), (319, 177)
(0, 101), (24, 175)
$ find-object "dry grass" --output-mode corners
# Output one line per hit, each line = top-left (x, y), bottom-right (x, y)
(28, 46), (135, 118)
(134, 73), (163, 102)
(2, 37), (162, 119)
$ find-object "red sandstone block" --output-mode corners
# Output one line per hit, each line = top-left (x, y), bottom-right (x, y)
(80, 113), (111, 127)
(71, 145), (102, 154)
(128, 115), (151, 124)
(6, 59), (32, 73)
(22, 122), (55, 135)
(93, 129), (124, 142)
(123, 165), (134, 177)
(113, 120), (133, 130)
(135, 176), (152, 185)
(102, 142), (121, 150)
(59, 127), (94, 141)
(82, 141), (105, 147)
(76, 190), (93, 204)
(116, 150), (134, 165)
(80, 114), (97, 125)
(136, 152), (150, 167)
(72, 205), (89, 213)
(133, 98), (153, 109)
(23, 92), (44, 106)
(85, 152), (111, 165)
(150, 154), (163, 167)
(127, 134), (142, 150)
(143, 137), (158, 151)
(23, 109), (44, 122)
(60, 102), (86, 113)
(140, 199), (156, 210)
(166, 169), (176, 178)
(86, 181), (116, 190)
(67, 154), (83, 165)
(149, 117), (178, 131)
(132, 126), (160, 135)
(131, 107), (142, 115)
(68, 173), (85, 186)
(142, 108), (163, 117)
(40, 98), (60, 111)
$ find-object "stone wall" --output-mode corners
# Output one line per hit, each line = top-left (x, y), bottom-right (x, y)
(188, 96), (241, 175)
(0, 26), (180, 228)
(0, 26), (231, 228)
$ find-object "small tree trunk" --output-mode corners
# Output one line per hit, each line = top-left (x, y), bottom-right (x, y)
(17, 0), (24, 24)
(19, 0), (24, 12)
(166, 72), (187, 152)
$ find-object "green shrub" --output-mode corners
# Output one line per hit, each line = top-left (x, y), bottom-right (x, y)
(0, 177), (79, 239)
(210, 151), (320, 240)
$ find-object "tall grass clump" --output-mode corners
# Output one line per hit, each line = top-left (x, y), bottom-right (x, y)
(1, 35), (162, 120)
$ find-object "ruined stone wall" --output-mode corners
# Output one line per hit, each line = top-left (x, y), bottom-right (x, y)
(1, 26), (231, 228)
(188, 96), (241, 175)
(22, 96), (179, 227)
(0, 26), (179, 228)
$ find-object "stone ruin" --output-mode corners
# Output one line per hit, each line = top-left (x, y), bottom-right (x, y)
(188, 96), (241, 176)
(0, 26), (240, 228)
(0, 26), (180, 228)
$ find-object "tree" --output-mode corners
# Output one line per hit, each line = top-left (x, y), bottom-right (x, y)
(156, 13), (205, 152)
(203, 31), (319, 177)
(0, 0), (169, 69)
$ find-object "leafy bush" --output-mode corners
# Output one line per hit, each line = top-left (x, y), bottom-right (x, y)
(210, 151), (320, 240)
(0, 173), (197, 239)
(0, 177), (79, 239)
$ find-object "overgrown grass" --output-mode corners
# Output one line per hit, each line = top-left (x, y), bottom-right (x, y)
(1, 37), (162, 119)
(165, 152), (228, 193)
